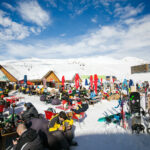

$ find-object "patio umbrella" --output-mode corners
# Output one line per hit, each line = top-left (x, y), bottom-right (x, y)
(101, 78), (103, 86)
(75, 73), (79, 89)
(19, 80), (33, 85)
(85, 79), (88, 85)
(90, 75), (93, 90)
(24, 75), (27, 85)
(62, 76), (65, 91)
(94, 74), (98, 94)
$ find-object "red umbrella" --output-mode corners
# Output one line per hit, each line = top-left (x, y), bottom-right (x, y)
(27, 81), (33, 85)
(19, 80), (33, 85)
(113, 78), (115, 83)
(101, 78), (103, 86)
(62, 76), (65, 91)
(94, 74), (98, 94)
(90, 75), (93, 90)
(75, 74), (79, 89)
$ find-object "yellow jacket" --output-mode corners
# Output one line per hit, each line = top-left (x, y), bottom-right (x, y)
(49, 114), (73, 132)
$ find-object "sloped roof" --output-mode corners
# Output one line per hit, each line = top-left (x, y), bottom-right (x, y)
(3, 65), (21, 80)
(3, 64), (52, 81)
(2, 63), (81, 82)
(0, 70), (9, 81)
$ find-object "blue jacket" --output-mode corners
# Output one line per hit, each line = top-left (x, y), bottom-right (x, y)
(90, 92), (96, 100)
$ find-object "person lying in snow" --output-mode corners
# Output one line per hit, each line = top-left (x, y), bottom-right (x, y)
(20, 102), (39, 122)
(48, 111), (77, 150)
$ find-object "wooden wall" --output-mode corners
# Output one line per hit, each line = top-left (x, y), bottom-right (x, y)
(131, 64), (150, 74)
(0, 65), (18, 82)
(45, 71), (60, 83)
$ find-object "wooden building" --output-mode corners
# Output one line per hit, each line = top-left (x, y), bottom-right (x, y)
(112, 76), (117, 82)
(30, 71), (61, 88)
(65, 73), (82, 83)
(131, 64), (150, 74)
(106, 76), (110, 81)
(0, 65), (18, 87)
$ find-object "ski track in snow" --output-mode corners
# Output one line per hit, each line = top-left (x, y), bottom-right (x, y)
(6, 91), (150, 150)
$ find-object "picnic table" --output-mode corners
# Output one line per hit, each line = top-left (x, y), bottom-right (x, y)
(5, 96), (24, 104)
(0, 128), (17, 150)
(55, 105), (74, 111)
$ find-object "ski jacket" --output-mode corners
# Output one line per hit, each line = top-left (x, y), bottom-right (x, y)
(90, 92), (96, 100)
(48, 114), (73, 132)
(13, 128), (43, 150)
(21, 106), (39, 122)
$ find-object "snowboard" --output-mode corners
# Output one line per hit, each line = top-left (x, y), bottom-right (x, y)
(98, 112), (131, 123)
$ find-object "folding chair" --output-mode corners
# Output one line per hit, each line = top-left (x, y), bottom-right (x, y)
(0, 105), (5, 114)
(44, 111), (57, 120)
(72, 112), (85, 127)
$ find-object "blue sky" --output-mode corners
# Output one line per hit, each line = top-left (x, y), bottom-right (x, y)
(0, 0), (150, 60)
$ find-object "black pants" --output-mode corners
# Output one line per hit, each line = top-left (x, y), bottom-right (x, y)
(49, 130), (74, 149)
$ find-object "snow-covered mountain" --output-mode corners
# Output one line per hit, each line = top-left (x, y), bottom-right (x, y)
(0, 56), (149, 82)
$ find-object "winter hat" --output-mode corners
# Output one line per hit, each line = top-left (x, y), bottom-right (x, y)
(24, 102), (33, 109)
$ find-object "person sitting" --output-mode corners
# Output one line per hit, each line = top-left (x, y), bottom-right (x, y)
(48, 111), (77, 150)
(3, 86), (9, 97)
(12, 123), (43, 150)
(71, 100), (88, 114)
(90, 90), (96, 100)
(20, 102), (39, 122)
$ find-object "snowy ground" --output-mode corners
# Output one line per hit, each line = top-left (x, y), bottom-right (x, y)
(5, 91), (150, 150)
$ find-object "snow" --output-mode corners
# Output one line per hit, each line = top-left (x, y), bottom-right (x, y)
(1, 56), (150, 149)
(7, 91), (150, 150)
(0, 56), (150, 82)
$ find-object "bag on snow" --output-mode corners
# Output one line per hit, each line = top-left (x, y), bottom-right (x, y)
(51, 99), (61, 105)
(40, 95), (46, 101)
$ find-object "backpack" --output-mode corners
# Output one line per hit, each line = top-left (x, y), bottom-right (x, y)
(40, 95), (46, 101)
(47, 107), (56, 113)
(51, 99), (61, 105)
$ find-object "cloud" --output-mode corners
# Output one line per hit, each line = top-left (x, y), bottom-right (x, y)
(92, 0), (124, 8)
(46, 0), (57, 8)
(2, 2), (15, 11)
(1, 13), (150, 60)
(74, 3), (89, 15)
(0, 10), (42, 41)
(114, 3), (144, 18)
(30, 27), (41, 34)
(91, 16), (97, 23)
(60, 33), (66, 37)
(18, 0), (51, 27)
(0, 10), (30, 40)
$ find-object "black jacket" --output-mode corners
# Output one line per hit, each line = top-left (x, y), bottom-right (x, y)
(72, 103), (88, 114)
(21, 106), (38, 122)
(13, 128), (43, 150)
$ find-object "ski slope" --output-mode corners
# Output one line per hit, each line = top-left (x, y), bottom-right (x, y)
(0, 56), (150, 82)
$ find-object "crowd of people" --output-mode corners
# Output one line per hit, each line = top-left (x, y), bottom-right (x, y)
(11, 104), (77, 150)
(0, 79), (150, 150)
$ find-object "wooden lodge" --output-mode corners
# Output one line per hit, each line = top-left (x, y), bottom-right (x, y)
(106, 76), (110, 81)
(30, 71), (61, 88)
(106, 76), (117, 82)
(65, 73), (82, 83)
(0, 65), (18, 87)
(0, 64), (82, 89)
(131, 64), (150, 74)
